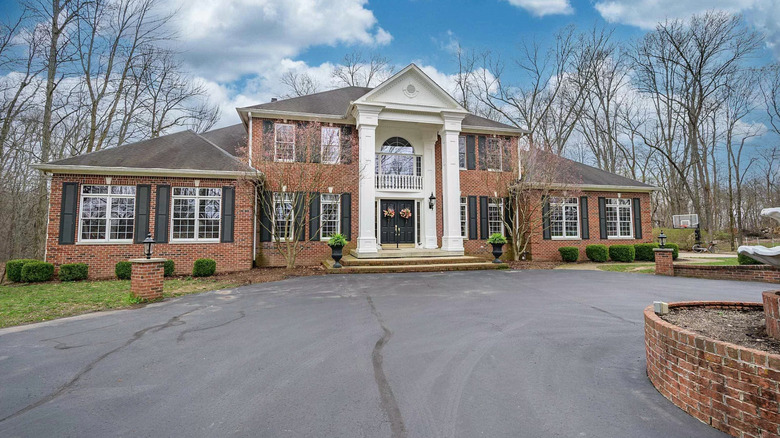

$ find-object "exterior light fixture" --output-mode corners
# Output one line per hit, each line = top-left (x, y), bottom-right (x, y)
(428, 192), (436, 210)
(143, 233), (155, 259)
(658, 230), (667, 249)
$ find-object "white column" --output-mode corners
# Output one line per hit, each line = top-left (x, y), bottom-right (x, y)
(422, 131), (438, 249)
(440, 113), (465, 253)
(355, 105), (381, 255)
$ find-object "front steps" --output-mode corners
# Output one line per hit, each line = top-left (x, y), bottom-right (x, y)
(323, 253), (508, 274)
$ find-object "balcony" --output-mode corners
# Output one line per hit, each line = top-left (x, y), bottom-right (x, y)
(375, 153), (423, 191)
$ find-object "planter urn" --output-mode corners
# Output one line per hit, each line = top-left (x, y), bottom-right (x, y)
(329, 244), (344, 268)
(491, 243), (504, 264)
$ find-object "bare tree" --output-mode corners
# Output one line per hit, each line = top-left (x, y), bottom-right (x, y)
(280, 70), (320, 97)
(331, 51), (393, 87)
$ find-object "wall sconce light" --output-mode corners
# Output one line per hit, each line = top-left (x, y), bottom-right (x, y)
(428, 192), (436, 210)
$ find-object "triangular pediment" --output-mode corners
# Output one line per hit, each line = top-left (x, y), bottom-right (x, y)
(354, 64), (466, 112)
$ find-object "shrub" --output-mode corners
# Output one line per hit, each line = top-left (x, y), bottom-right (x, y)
(558, 246), (579, 262)
(20, 261), (54, 282)
(634, 243), (659, 262)
(585, 245), (608, 263)
(328, 233), (347, 247)
(193, 258), (216, 277)
(487, 233), (507, 245)
(115, 261), (132, 280)
(738, 253), (763, 265)
(6, 259), (37, 282)
(164, 259), (175, 277)
(609, 244), (636, 263)
(59, 263), (88, 281)
(666, 243), (680, 260)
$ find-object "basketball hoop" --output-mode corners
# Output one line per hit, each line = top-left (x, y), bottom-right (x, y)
(672, 214), (698, 230)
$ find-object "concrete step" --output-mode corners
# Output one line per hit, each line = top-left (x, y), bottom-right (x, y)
(322, 258), (508, 274)
(339, 255), (490, 267)
(349, 248), (464, 259)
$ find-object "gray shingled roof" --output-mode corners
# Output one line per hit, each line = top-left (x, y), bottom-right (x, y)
(200, 123), (247, 157)
(246, 86), (520, 131)
(536, 154), (652, 188)
(47, 130), (251, 172)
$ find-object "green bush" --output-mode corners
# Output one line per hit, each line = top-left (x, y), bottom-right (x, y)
(164, 259), (175, 277)
(487, 233), (507, 245)
(558, 246), (579, 262)
(738, 253), (763, 265)
(59, 263), (88, 281)
(115, 261), (132, 280)
(609, 244), (636, 263)
(327, 233), (347, 247)
(193, 258), (216, 277)
(20, 261), (54, 282)
(6, 259), (37, 282)
(634, 243), (660, 262)
(585, 244), (608, 263)
(666, 243), (680, 260)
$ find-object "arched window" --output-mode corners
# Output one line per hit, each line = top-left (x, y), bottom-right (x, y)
(380, 137), (414, 154)
(377, 137), (419, 177)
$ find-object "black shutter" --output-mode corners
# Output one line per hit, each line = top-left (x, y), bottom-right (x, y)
(340, 126), (353, 164)
(262, 120), (274, 161)
(58, 182), (79, 245)
(154, 185), (170, 243)
(260, 191), (272, 242)
(220, 186), (235, 243)
(134, 184), (151, 243)
(341, 193), (352, 240)
(309, 192), (320, 240)
(504, 197), (512, 238)
(294, 192), (306, 240)
(479, 196), (489, 239)
(580, 196), (589, 240)
(468, 196), (478, 240)
(542, 196), (551, 240)
(598, 197), (607, 239)
(466, 135), (476, 170)
(478, 136), (487, 170)
(295, 122), (307, 162)
(633, 198), (642, 239)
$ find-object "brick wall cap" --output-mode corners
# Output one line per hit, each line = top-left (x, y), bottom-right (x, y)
(653, 248), (673, 252)
(129, 258), (167, 263)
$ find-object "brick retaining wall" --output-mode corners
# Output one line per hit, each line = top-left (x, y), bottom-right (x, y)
(645, 302), (780, 437)
(673, 265), (780, 284)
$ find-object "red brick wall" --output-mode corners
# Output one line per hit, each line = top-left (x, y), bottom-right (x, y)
(528, 190), (653, 261)
(654, 249), (674, 276)
(130, 260), (164, 300)
(764, 292), (780, 340)
(46, 174), (254, 278)
(672, 265), (780, 284)
(645, 302), (780, 438)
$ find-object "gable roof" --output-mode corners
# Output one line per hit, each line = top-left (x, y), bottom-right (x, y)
(35, 130), (253, 177)
(200, 123), (247, 156)
(240, 84), (522, 133)
(565, 158), (653, 189)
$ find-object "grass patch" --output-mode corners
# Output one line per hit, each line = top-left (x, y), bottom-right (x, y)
(0, 277), (237, 328)
(597, 263), (655, 273)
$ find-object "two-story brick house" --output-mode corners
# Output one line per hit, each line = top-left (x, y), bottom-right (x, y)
(35, 64), (654, 277)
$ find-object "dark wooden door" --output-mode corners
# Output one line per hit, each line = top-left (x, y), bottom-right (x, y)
(379, 200), (415, 244)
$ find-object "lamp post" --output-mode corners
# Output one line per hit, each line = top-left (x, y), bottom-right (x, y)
(428, 192), (436, 210)
(142, 233), (155, 259)
(658, 230), (667, 249)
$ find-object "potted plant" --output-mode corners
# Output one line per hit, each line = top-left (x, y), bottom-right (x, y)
(487, 233), (507, 263)
(328, 233), (348, 268)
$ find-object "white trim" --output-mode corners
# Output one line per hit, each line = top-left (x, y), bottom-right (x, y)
(319, 193), (341, 241)
(272, 192), (295, 242)
(320, 126), (341, 165)
(78, 184), (136, 243)
(274, 123), (295, 163)
(170, 187), (222, 243)
(605, 198), (633, 239)
(549, 196), (580, 239)
(32, 164), (257, 179)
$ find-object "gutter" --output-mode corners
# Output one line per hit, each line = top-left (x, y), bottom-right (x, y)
(518, 182), (658, 192)
(32, 164), (260, 179)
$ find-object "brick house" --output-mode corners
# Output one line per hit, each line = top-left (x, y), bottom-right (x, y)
(35, 64), (654, 277)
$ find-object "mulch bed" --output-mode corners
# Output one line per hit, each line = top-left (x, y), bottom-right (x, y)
(662, 307), (780, 355)
(506, 260), (562, 270)
(209, 266), (326, 286)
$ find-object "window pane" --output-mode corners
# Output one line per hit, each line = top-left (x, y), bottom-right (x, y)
(81, 219), (106, 240)
(200, 199), (220, 219)
(274, 194), (294, 239)
(82, 185), (108, 194)
(321, 127), (340, 164)
(81, 197), (107, 218)
(173, 187), (196, 196)
(458, 137), (466, 169)
(199, 188), (221, 197)
(320, 194), (340, 239)
(488, 199), (503, 235)
(460, 197), (467, 238)
(111, 185), (136, 195)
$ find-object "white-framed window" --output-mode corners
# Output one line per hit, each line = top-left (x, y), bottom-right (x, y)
(321, 126), (340, 164)
(460, 196), (468, 238)
(550, 197), (580, 239)
(274, 123), (295, 162)
(486, 137), (502, 171)
(273, 192), (295, 241)
(79, 185), (136, 242)
(171, 187), (221, 241)
(458, 136), (467, 169)
(606, 198), (633, 238)
(488, 198), (504, 235)
(320, 194), (341, 240)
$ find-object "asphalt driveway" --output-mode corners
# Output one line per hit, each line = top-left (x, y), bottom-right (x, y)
(0, 270), (768, 437)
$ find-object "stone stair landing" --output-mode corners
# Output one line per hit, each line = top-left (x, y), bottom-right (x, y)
(323, 251), (507, 274)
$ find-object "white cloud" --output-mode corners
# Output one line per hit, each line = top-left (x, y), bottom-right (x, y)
(504, 0), (573, 17)
(593, 0), (759, 30)
(167, 0), (392, 82)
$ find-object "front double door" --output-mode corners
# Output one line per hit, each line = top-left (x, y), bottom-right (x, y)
(379, 199), (415, 245)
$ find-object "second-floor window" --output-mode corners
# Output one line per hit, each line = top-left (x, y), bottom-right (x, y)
(486, 138), (502, 171)
(321, 127), (340, 164)
(274, 123), (295, 162)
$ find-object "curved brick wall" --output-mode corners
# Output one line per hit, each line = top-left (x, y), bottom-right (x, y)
(644, 302), (780, 437)
(764, 292), (780, 340)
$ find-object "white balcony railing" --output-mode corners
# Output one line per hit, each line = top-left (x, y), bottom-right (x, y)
(375, 174), (423, 191)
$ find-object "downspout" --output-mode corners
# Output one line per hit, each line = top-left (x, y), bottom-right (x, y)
(253, 183), (258, 267)
(43, 172), (51, 262)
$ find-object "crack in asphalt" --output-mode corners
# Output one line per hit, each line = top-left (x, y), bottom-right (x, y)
(365, 295), (407, 438)
(176, 311), (245, 343)
(0, 307), (203, 424)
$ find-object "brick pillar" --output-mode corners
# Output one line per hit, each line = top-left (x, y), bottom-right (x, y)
(653, 248), (674, 276)
(130, 258), (166, 301)
(763, 291), (780, 340)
